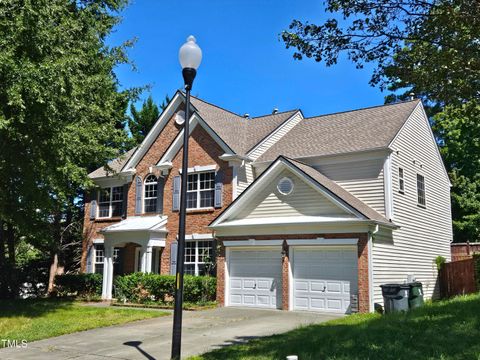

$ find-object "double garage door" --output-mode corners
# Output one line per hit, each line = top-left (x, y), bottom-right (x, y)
(227, 246), (358, 313)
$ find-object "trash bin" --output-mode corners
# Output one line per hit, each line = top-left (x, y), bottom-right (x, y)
(380, 284), (410, 313)
(407, 282), (424, 309)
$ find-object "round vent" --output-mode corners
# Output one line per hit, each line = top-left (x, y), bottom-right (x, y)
(277, 177), (294, 195)
(175, 110), (185, 125)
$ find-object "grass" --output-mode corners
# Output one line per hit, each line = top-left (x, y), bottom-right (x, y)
(191, 293), (480, 360)
(0, 298), (169, 346)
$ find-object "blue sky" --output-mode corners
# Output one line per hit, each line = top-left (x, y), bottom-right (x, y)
(108, 0), (386, 118)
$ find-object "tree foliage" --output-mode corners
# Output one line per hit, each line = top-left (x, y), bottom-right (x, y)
(128, 94), (170, 144)
(0, 0), (134, 297)
(282, 0), (480, 241)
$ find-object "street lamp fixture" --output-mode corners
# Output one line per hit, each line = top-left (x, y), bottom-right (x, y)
(171, 35), (202, 360)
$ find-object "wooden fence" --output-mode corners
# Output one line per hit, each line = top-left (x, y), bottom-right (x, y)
(439, 258), (477, 298)
(451, 242), (480, 261)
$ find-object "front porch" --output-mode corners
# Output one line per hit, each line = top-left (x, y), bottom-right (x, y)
(98, 216), (168, 300)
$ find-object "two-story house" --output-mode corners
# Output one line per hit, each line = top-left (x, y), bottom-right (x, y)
(82, 91), (452, 314)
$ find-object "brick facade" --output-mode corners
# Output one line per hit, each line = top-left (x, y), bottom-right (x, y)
(82, 109), (233, 276)
(216, 233), (370, 313)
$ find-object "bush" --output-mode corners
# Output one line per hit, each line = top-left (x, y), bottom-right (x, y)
(435, 255), (447, 271)
(55, 273), (102, 298)
(114, 273), (216, 304)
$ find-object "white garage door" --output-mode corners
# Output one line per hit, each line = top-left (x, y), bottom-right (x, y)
(228, 249), (282, 309)
(293, 246), (358, 313)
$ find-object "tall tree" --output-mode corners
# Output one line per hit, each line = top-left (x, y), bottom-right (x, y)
(282, 0), (480, 241)
(0, 0), (135, 297)
(129, 94), (170, 144)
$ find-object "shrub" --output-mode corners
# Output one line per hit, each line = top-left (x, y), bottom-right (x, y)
(55, 273), (102, 298)
(435, 255), (447, 271)
(114, 273), (216, 304)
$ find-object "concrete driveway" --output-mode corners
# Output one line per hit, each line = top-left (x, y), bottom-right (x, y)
(0, 307), (340, 360)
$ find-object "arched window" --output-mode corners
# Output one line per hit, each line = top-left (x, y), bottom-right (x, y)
(144, 174), (158, 213)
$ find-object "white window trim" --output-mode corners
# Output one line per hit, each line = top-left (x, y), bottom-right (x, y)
(416, 173), (426, 207)
(184, 240), (213, 276)
(186, 170), (216, 210)
(97, 186), (123, 219)
(144, 174), (158, 213)
(398, 167), (405, 194)
(94, 245), (104, 273)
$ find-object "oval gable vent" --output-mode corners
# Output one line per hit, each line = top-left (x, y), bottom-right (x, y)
(175, 110), (186, 125)
(277, 177), (294, 195)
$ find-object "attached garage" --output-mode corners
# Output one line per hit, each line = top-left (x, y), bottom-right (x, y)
(291, 246), (358, 314)
(227, 248), (282, 309)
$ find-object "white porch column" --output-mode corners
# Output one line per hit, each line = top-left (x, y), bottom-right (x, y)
(102, 245), (114, 300)
(140, 246), (147, 273)
(145, 246), (153, 273)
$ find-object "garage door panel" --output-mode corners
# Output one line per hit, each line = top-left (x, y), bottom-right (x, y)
(310, 281), (326, 292)
(228, 249), (282, 309)
(293, 247), (358, 314)
(310, 298), (326, 310)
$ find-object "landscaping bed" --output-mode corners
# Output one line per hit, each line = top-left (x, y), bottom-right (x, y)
(190, 293), (480, 360)
(111, 300), (217, 311)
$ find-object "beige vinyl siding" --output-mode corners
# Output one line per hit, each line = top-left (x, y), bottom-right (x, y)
(234, 170), (350, 220)
(237, 163), (255, 195)
(372, 104), (452, 304)
(312, 158), (386, 215)
(248, 113), (303, 161)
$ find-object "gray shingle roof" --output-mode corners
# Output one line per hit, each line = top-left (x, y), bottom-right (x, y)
(285, 157), (392, 225)
(88, 147), (137, 179)
(257, 100), (420, 162)
(190, 96), (298, 155)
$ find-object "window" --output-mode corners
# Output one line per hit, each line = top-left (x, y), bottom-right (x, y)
(144, 175), (158, 213)
(184, 240), (214, 276)
(398, 168), (405, 193)
(94, 245), (121, 274)
(186, 171), (215, 209)
(98, 186), (123, 218)
(417, 174), (426, 207)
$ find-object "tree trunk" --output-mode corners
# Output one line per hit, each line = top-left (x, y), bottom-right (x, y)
(0, 221), (8, 298)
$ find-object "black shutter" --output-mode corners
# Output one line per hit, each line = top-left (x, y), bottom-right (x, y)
(172, 175), (181, 211)
(214, 171), (224, 208)
(89, 189), (97, 220)
(156, 176), (165, 214)
(122, 183), (129, 218)
(86, 245), (94, 273)
(135, 176), (143, 215)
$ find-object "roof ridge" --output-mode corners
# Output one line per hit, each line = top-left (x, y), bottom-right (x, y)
(304, 99), (420, 121)
(190, 94), (244, 119)
(250, 109), (298, 119)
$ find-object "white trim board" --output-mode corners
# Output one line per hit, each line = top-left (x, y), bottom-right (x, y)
(286, 238), (358, 246)
(222, 239), (283, 247)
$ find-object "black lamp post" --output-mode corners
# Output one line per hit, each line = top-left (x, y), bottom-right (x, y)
(171, 35), (202, 360)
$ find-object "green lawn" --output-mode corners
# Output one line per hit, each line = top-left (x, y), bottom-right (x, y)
(0, 298), (168, 346)
(191, 293), (480, 360)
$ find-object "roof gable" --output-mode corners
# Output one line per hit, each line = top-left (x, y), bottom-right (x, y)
(210, 156), (393, 228)
(231, 168), (352, 221)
